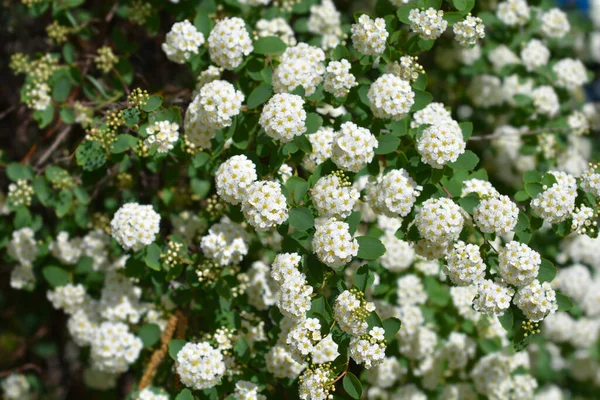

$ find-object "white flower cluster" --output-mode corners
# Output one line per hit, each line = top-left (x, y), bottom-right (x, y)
(47, 283), (87, 314)
(409, 8), (448, 41)
(368, 169), (422, 217)
(311, 334), (339, 364)
(365, 357), (405, 388)
(110, 203), (160, 251)
(397, 274), (427, 305)
(162, 20), (205, 64)
(553, 58), (589, 91)
(1, 374), (31, 400)
(176, 342), (226, 390)
(462, 178), (499, 197)
(307, 0), (343, 50)
(49, 231), (82, 265)
(265, 345), (305, 379)
(298, 364), (335, 400)
(415, 198), (464, 244)
(473, 194), (519, 234)
(514, 280), (558, 321)
(521, 39), (550, 71)
(333, 289), (375, 335)
(286, 318), (323, 361)
(496, 0), (530, 26)
(272, 43), (325, 96)
(581, 164), (600, 197)
(386, 55), (425, 82)
(100, 271), (143, 324)
(144, 120), (179, 153)
(215, 155), (258, 205)
(137, 388), (169, 400)
(246, 261), (277, 310)
(194, 66), (222, 96)
(444, 241), (486, 286)
(351, 14), (388, 56)
(194, 80), (244, 131)
(468, 75), (504, 108)
(532, 85), (560, 117)
(498, 241), (541, 286)
(488, 45), (521, 72)
(271, 252), (313, 319)
(201, 218), (249, 266)
(323, 59), (356, 98)
(411, 102), (453, 128)
(541, 8), (570, 39)
(241, 181), (288, 231)
(208, 17), (253, 70)
(25, 82), (51, 110)
(571, 205), (595, 233)
(260, 18), (296, 45)
(380, 233), (415, 272)
(416, 120), (466, 168)
(331, 122), (377, 172)
(531, 171), (577, 223)
(312, 218), (359, 268)
(453, 14), (485, 47)
(233, 381), (266, 400)
(311, 174), (359, 219)
(304, 127), (334, 172)
(90, 322), (143, 374)
(259, 93), (307, 143)
(368, 74), (415, 120)
(473, 279), (515, 315)
(349, 327), (386, 368)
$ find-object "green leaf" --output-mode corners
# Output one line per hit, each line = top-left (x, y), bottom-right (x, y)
(444, 11), (464, 25)
(192, 152), (211, 168)
(453, 0), (467, 10)
(449, 150), (479, 170)
(175, 389), (194, 400)
(75, 140), (107, 171)
(111, 134), (137, 154)
(498, 307), (514, 330)
(411, 90), (433, 111)
(289, 207), (314, 231)
(247, 85), (273, 109)
(145, 243), (162, 271)
(514, 212), (529, 232)
(424, 276), (450, 307)
(52, 75), (72, 102)
(14, 207), (32, 229)
(286, 176), (309, 204)
(193, 12), (213, 36)
(56, 189), (73, 217)
(556, 292), (573, 311)
(459, 122), (473, 141)
(525, 182), (544, 198)
(458, 194), (480, 214)
(6, 163), (34, 181)
(305, 113), (323, 135)
(343, 372), (362, 399)
(331, 45), (350, 61)
(168, 339), (186, 360)
(375, 134), (401, 155)
(138, 324), (161, 347)
(524, 170), (542, 183)
(253, 36), (287, 55)
(514, 191), (529, 202)
(234, 337), (251, 364)
(42, 266), (70, 288)
(355, 264), (375, 292)
(60, 107), (74, 124)
(397, 5), (414, 24)
(33, 177), (51, 206)
(538, 258), (556, 283)
(418, 39), (435, 51)
(62, 43), (75, 64)
(346, 211), (361, 235)
(382, 318), (401, 341)
(142, 95), (162, 112)
(357, 236), (386, 260)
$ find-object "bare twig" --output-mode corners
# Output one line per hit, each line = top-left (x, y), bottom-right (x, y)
(469, 127), (573, 141)
(35, 126), (72, 168)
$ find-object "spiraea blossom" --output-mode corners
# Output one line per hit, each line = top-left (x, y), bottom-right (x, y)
(162, 20), (205, 64)
(415, 198), (464, 244)
(367, 168), (422, 217)
(207, 17), (253, 70)
(351, 14), (388, 56)
(521, 39), (550, 71)
(540, 8), (570, 39)
(498, 241), (541, 286)
(259, 93), (307, 143)
(416, 120), (466, 168)
(144, 120), (179, 153)
(215, 155), (258, 205)
(272, 43), (325, 96)
(331, 122), (377, 172)
(323, 59), (357, 98)
(444, 241), (486, 286)
(453, 14), (485, 47)
(409, 8), (448, 40)
(514, 280), (558, 321)
(110, 203), (160, 251)
(241, 181), (288, 231)
(531, 171), (577, 224)
(200, 218), (250, 266)
(176, 341), (226, 390)
(312, 219), (358, 268)
(496, 0), (530, 26)
(311, 173), (359, 219)
(473, 279), (515, 316)
(368, 74), (415, 120)
(553, 58), (589, 91)
(473, 195), (520, 234)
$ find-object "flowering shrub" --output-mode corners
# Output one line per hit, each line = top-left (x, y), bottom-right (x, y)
(1, 0), (600, 399)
